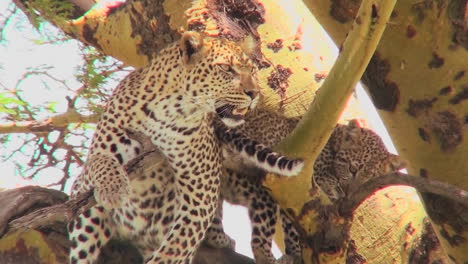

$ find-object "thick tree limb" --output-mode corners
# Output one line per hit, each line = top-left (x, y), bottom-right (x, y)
(263, 1), (396, 261)
(343, 172), (468, 214)
(0, 186), (68, 237)
(6, 190), (94, 235)
(67, 0), (94, 12)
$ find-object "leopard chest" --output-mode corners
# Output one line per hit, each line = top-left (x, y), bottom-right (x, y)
(110, 161), (177, 248)
(110, 121), (224, 248)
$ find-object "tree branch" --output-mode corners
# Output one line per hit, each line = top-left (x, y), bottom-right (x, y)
(265, 0), (398, 249)
(4, 128), (162, 235)
(343, 172), (468, 214)
(66, 0), (94, 12)
(0, 111), (100, 134)
(0, 186), (68, 236)
(276, 0), (397, 162)
(6, 189), (94, 234)
(2, 185), (255, 264)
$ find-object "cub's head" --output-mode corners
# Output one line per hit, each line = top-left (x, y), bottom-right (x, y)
(333, 121), (407, 186)
(179, 31), (259, 127)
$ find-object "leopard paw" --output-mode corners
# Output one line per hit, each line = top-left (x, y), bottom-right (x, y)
(205, 232), (236, 250)
(94, 182), (130, 209)
(276, 255), (299, 264)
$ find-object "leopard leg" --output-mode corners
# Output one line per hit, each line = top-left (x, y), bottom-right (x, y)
(222, 169), (278, 264)
(249, 187), (279, 264)
(83, 154), (131, 209)
(278, 209), (302, 263)
(144, 173), (220, 263)
(204, 196), (236, 249)
(143, 127), (223, 264)
(69, 206), (114, 264)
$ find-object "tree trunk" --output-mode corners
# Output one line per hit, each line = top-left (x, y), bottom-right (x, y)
(6, 0), (467, 263)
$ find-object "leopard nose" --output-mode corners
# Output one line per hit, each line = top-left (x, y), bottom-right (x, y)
(244, 90), (258, 99)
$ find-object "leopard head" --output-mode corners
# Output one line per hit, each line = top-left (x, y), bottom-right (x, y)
(179, 31), (260, 127)
(333, 121), (407, 189)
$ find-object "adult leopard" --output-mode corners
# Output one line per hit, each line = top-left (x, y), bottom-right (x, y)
(69, 31), (303, 264)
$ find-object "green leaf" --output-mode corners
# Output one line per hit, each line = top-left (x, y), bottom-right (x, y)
(46, 101), (58, 112)
(0, 93), (25, 106)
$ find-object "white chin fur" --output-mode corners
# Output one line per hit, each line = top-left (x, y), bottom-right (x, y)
(250, 96), (259, 110)
(222, 118), (245, 127)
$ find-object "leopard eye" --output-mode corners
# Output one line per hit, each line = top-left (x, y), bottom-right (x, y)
(217, 64), (235, 73)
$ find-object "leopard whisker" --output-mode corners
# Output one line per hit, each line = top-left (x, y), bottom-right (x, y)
(216, 104), (236, 116)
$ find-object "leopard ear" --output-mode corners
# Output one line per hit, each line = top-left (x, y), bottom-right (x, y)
(387, 154), (407, 171)
(180, 31), (204, 65)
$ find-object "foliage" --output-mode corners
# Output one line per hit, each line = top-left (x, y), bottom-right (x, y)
(24, 0), (74, 29)
(0, 1), (130, 190)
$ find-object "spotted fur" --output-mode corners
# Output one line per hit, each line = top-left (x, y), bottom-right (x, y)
(215, 124), (303, 177)
(204, 111), (406, 264)
(69, 31), (274, 264)
(313, 119), (407, 200)
(205, 111), (304, 264)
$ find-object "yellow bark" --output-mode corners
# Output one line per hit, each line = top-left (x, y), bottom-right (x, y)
(0, 230), (67, 264)
(351, 187), (444, 263)
(69, 1), (151, 67)
(303, 0), (468, 261)
(263, 0), (396, 261)
(30, 0), (329, 115)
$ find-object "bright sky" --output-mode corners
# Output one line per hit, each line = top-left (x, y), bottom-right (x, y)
(0, 0), (398, 260)
(0, 2), (80, 189)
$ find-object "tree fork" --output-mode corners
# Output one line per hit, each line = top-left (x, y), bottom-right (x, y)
(303, 0), (468, 261)
(262, 0), (396, 262)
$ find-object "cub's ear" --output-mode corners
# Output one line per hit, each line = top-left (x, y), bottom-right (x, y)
(180, 31), (204, 65)
(347, 119), (362, 128)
